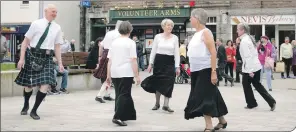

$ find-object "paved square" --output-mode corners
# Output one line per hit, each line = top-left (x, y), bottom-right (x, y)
(1, 72), (296, 131)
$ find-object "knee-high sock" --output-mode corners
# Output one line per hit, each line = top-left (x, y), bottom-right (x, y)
(97, 82), (107, 97)
(155, 91), (161, 105)
(23, 88), (33, 108)
(31, 91), (47, 114)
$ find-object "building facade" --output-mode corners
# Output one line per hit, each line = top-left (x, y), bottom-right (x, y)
(1, 1), (80, 62)
(85, 0), (296, 60)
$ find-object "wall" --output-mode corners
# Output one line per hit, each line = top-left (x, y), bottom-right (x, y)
(1, 1), (39, 24)
(42, 1), (81, 51)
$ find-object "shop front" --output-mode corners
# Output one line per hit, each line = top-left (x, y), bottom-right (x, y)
(231, 15), (296, 50)
(1, 24), (30, 63)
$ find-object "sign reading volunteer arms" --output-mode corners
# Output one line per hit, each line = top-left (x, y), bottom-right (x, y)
(231, 15), (296, 25)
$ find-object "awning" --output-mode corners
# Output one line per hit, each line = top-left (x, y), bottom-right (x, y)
(107, 18), (188, 26)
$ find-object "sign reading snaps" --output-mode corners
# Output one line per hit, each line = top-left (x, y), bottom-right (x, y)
(109, 8), (189, 19)
(231, 15), (296, 25)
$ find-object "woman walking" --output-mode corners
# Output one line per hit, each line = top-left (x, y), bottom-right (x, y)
(141, 18), (180, 113)
(86, 37), (102, 69)
(225, 40), (236, 86)
(106, 21), (140, 126)
(291, 40), (296, 78)
(258, 36), (273, 91)
(237, 23), (276, 111)
(184, 8), (228, 132)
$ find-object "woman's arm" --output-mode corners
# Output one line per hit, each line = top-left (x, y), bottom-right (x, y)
(130, 42), (139, 77)
(149, 35), (159, 65)
(203, 30), (216, 71)
(174, 36), (180, 68)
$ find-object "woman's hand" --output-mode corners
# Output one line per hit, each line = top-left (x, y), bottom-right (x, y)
(211, 71), (218, 85)
(106, 75), (112, 86)
(135, 76), (141, 85)
(147, 64), (153, 73)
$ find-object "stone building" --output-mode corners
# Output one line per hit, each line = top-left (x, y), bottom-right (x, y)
(85, 0), (296, 57)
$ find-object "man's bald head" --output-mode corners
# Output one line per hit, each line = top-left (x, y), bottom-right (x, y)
(44, 4), (57, 21)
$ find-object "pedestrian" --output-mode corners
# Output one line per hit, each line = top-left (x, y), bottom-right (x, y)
(237, 23), (276, 111)
(235, 37), (242, 83)
(216, 38), (234, 87)
(106, 21), (140, 126)
(14, 4), (64, 120)
(0, 35), (7, 62)
(258, 36), (273, 91)
(86, 37), (103, 69)
(93, 20), (122, 103)
(291, 40), (296, 78)
(141, 18), (180, 113)
(184, 8), (228, 132)
(225, 40), (236, 86)
(280, 37), (293, 79)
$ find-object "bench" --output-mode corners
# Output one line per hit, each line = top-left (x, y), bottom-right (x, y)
(60, 52), (94, 74)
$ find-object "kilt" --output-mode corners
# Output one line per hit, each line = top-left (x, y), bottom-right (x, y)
(93, 49), (109, 79)
(14, 48), (56, 87)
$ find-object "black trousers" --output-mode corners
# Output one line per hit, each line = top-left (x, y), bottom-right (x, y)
(292, 65), (296, 76)
(235, 61), (243, 82)
(225, 62), (234, 83)
(218, 63), (233, 83)
(242, 70), (276, 108)
(281, 57), (292, 77)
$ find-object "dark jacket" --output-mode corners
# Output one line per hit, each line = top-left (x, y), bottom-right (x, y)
(236, 45), (242, 61)
(217, 45), (227, 65)
(70, 43), (75, 52)
(86, 40), (99, 69)
(136, 40), (143, 57)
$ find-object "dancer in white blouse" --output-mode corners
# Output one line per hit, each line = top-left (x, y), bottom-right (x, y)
(141, 18), (180, 113)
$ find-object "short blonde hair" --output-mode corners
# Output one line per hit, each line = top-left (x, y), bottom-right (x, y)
(161, 18), (174, 28)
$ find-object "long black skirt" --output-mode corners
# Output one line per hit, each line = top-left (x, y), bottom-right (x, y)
(141, 54), (175, 98)
(15, 48), (56, 87)
(112, 77), (136, 121)
(184, 68), (228, 119)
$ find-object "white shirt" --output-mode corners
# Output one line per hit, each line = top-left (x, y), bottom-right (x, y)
(101, 30), (120, 49)
(149, 33), (180, 67)
(239, 34), (261, 73)
(60, 39), (71, 53)
(25, 18), (63, 50)
(280, 43), (293, 59)
(107, 37), (137, 78)
(187, 28), (212, 72)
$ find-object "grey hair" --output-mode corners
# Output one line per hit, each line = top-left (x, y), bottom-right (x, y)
(191, 8), (208, 25)
(118, 21), (133, 35)
(115, 20), (123, 29)
(237, 23), (250, 34)
(161, 18), (174, 28)
(285, 36), (290, 40)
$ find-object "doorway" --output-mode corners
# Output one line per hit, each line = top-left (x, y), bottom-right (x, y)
(279, 30), (295, 56)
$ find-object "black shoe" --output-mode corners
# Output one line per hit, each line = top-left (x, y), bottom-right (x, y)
(59, 88), (69, 94)
(230, 80), (234, 87)
(30, 112), (40, 120)
(269, 89), (272, 91)
(20, 105), (29, 115)
(234, 80), (240, 83)
(162, 106), (174, 113)
(112, 119), (127, 126)
(152, 104), (160, 110)
(204, 128), (215, 132)
(214, 122), (227, 130)
(51, 89), (59, 95)
(95, 97), (105, 103)
(244, 105), (257, 109)
(270, 103), (276, 111)
(103, 96), (115, 101)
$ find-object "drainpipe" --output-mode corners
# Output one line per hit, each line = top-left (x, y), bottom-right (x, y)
(39, 1), (44, 19)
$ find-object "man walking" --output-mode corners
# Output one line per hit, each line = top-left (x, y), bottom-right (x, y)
(235, 37), (242, 83)
(216, 38), (234, 87)
(14, 4), (64, 120)
(133, 35), (145, 71)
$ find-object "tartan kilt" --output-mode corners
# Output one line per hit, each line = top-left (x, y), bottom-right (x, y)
(14, 48), (56, 87)
(93, 49), (109, 79)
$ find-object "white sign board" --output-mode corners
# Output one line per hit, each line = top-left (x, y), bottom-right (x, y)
(231, 15), (296, 25)
(145, 39), (153, 48)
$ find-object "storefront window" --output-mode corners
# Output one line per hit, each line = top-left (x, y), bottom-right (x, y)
(265, 25), (275, 39)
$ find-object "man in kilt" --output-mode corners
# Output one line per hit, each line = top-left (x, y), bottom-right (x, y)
(14, 4), (64, 120)
(94, 20), (122, 103)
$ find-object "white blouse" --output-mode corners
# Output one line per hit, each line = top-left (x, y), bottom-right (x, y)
(239, 34), (262, 73)
(149, 33), (180, 67)
(101, 30), (120, 49)
(107, 37), (137, 78)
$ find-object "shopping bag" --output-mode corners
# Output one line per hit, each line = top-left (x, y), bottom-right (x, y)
(275, 61), (285, 73)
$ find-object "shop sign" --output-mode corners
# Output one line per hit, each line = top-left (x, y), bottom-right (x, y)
(110, 8), (190, 19)
(1, 25), (30, 34)
(231, 15), (295, 25)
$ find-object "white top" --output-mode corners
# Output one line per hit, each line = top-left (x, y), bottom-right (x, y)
(187, 28), (212, 72)
(149, 33), (180, 67)
(60, 39), (71, 53)
(101, 30), (120, 49)
(280, 43), (293, 59)
(107, 37), (137, 78)
(239, 34), (262, 73)
(25, 18), (63, 50)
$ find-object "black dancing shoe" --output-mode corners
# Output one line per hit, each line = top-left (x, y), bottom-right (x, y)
(214, 122), (227, 130)
(30, 112), (40, 120)
(112, 119), (127, 126)
(95, 97), (105, 103)
(152, 104), (160, 110)
(270, 103), (276, 111)
(20, 105), (29, 115)
(162, 106), (174, 113)
(103, 96), (115, 101)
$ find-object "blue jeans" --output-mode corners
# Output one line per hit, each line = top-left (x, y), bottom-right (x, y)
(260, 65), (272, 90)
(54, 66), (68, 89)
(138, 56), (144, 70)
